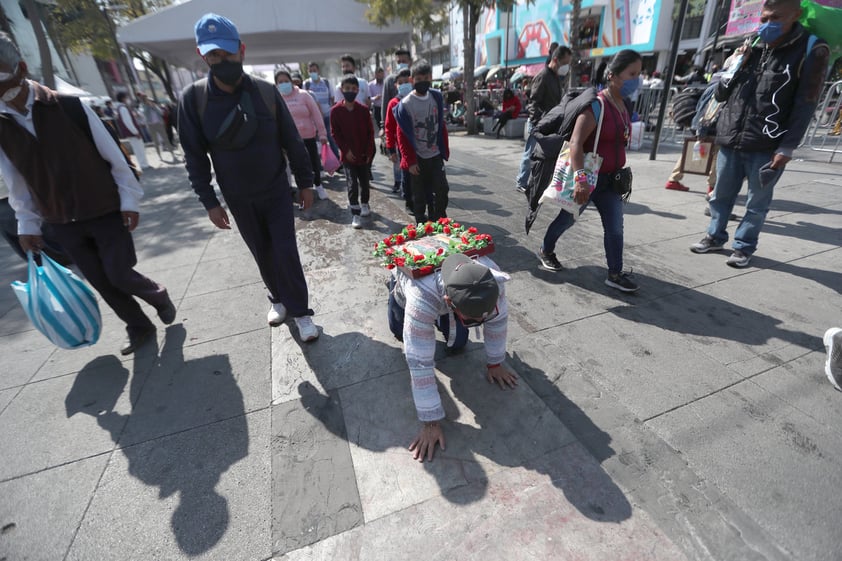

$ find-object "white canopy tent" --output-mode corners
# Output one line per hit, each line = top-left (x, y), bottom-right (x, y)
(117, 0), (411, 70)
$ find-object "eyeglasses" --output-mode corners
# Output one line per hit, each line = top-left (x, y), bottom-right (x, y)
(450, 303), (499, 328)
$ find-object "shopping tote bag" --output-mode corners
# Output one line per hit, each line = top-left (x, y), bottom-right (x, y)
(320, 142), (341, 174)
(11, 252), (101, 349)
(539, 98), (605, 219)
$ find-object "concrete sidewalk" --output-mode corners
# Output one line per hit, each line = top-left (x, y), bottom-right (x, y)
(0, 136), (839, 561)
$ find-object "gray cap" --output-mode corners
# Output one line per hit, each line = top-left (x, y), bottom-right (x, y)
(441, 254), (499, 318)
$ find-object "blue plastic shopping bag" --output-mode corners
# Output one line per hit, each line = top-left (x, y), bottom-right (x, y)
(11, 252), (101, 349)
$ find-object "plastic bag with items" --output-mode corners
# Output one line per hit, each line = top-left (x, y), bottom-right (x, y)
(11, 252), (101, 349)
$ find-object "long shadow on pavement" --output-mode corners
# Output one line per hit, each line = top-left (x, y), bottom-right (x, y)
(65, 324), (248, 556)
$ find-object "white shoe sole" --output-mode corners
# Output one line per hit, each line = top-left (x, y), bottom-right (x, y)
(823, 328), (842, 391)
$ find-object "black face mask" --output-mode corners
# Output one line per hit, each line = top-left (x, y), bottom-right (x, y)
(413, 81), (431, 95)
(342, 91), (357, 103)
(211, 60), (244, 86)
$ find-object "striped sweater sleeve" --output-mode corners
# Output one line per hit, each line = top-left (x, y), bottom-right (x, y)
(402, 279), (446, 422)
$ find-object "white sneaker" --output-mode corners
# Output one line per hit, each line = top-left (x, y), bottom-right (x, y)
(360, 203), (371, 217)
(294, 316), (319, 342)
(315, 185), (329, 200)
(267, 303), (286, 326)
(824, 328), (842, 391)
(351, 215), (363, 229)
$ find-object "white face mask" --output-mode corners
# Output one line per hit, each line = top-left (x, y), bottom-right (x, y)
(1, 84), (22, 103)
(0, 62), (18, 82)
(557, 64), (570, 77)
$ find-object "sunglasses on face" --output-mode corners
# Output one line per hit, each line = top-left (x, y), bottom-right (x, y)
(450, 303), (499, 328)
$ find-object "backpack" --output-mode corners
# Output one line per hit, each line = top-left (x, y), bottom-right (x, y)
(57, 96), (142, 181)
(181, 77), (278, 139)
(671, 88), (703, 128)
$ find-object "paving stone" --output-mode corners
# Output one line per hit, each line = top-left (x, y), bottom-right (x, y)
(0, 387), (16, 415)
(271, 391), (362, 556)
(0, 355), (140, 480)
(0, 454), (109, 561)
(66, 410), (269, 561)
(0, 331), (55, 390)
(32, 314), (160, 382)
(271, 308), (407, 405)
(181, 252), (262, 299)
(646, 378), (842, 561)
(278, 444), (685, 561)
(119, 324), (266, 446)
(338, 351), (578, 522)
(176, 283), (268, 347)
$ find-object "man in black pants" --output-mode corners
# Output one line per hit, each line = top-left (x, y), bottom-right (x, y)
(0, 36), (175, 355)
(178, 13), (319, 341)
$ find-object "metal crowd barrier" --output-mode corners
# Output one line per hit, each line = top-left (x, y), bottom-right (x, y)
(803, 80), (842, 163)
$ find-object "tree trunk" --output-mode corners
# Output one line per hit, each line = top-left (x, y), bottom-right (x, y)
(23, 0), (55, 88)
(463, 3), (481, 135)
(569, 0), (582, 88)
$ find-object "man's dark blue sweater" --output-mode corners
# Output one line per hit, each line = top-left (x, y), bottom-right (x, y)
(178, 73), (314, 210)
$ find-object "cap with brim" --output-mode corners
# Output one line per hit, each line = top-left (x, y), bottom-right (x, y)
(441, 254), (499, 319)
(195, 13), (240, 56)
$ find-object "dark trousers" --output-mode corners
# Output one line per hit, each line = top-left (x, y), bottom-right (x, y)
(344, 163), (371, 214)
(0, 197), (72, 266)
(225, 191), (312, 317)
(46, 212), (168, 334)
(410, 155), (448, 223)
(386, 277), (468, 348)
(302, 138), (322, 186)
(492, 112), (514, 133)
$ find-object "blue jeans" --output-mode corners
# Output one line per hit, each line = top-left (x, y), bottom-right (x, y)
(707, 147), (777, 255)
(542, 175), (625, 274)
(387, 278), (468, 349)
(515, 121), (535, 189)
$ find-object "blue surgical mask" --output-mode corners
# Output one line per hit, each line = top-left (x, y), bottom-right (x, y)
(278, 82), (293, 95)
(620, 77), (640, 98)
(309, 71), (319, 81)
(758, 21), (784, 44)
(397, 63), (409, 71)
(397, 82), (412, 97)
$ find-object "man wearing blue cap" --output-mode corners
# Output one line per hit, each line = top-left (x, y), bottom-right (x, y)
(178, 13), (319, 341)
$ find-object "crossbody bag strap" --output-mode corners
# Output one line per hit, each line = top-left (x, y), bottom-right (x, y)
(591, 97), (605, 148)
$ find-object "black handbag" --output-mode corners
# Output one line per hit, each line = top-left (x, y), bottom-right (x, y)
(608, 167), (633, 201)
(211, 90), (258, 150)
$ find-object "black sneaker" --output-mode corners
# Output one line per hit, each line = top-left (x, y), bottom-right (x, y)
(516, 185), (527, 193)
(690, 235), (725, 253)
(537, 249), (563, 271)
(605, 271), (639, 292)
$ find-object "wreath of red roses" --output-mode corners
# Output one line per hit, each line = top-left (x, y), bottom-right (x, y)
(372, 218), (494, 275)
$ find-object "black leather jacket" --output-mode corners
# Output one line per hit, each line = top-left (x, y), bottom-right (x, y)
(715, 23), (829, 155)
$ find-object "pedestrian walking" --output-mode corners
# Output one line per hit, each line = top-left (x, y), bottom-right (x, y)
(115, 92), (150, 170)
(536, 49), (642, 293)
(515, 45), (572, 193)
(689, 0), (830, 268)
(0, 35), (175, 355)
(394, 60), (451, 224)
(381, 48), (412, 126)
(384, 69), (412, 207)
(303, 61), (339, 162)
(330, 75), (376, 229)
(275, 68), (329, 200)
(178, 13), (319, 341)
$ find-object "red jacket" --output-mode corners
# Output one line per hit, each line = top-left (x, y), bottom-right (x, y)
(384, 97), (400, 151)
(394, 90), (449, 170)
(503, 96), (521, 117)
(329, 101), (375, 165)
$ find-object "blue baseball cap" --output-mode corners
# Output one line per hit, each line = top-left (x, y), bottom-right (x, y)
(195, 13), (240, 56)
